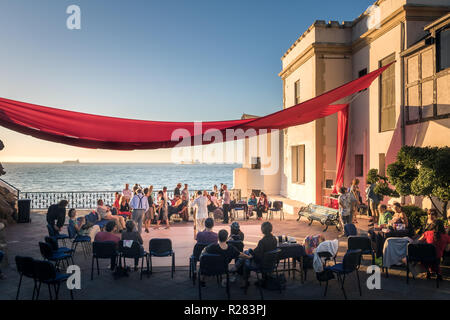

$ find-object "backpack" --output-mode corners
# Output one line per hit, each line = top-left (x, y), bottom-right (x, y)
(112, 266), (130, 280)
(261, 274), (286, 291)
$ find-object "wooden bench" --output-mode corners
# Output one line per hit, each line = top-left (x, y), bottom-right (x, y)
(297, 204), (342, 232)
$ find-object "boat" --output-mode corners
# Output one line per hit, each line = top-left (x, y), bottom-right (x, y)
(62, 159), (80, 164)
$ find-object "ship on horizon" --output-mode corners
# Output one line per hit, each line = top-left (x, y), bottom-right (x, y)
(62, 159), (80, 164)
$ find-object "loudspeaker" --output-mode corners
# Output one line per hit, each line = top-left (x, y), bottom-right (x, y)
(17, 199), (31, 223)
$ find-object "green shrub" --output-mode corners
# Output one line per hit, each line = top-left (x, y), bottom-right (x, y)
(402, 205), (427, 233)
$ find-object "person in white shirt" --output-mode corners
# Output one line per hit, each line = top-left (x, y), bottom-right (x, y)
(193, 190), (208, 237)
(122, 183), (133, 200)
(130, 188), (148, 234)
(222, 185), (231, 224)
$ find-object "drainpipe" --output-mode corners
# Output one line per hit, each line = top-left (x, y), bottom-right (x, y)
(400, 21), (406, 147)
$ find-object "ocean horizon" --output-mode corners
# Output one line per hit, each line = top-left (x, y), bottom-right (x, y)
(2, 162), (240, 192)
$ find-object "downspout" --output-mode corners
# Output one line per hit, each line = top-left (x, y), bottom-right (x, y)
(400, 21), (406, 147)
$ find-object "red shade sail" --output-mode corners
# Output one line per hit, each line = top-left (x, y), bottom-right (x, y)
(0, 63), (391, 150)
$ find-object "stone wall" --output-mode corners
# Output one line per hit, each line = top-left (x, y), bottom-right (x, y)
(0, 139), (16, 225)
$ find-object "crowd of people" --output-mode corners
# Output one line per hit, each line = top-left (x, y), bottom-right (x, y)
(45, 182), (240, 239)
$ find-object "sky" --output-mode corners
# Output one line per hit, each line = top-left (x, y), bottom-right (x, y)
(0, 0), (373, 163)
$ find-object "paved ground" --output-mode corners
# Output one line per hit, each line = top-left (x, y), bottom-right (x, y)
(0, 211), (450, 300)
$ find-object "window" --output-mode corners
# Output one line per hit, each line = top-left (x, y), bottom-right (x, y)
(379, 153), (386, 177)
(358, 68), (367, 78)
(379, 55), (396, 132)
(291, 145), (305, 183)
(355, 154), (364, 177)
(251, 157), (261, 170)
(294, 80), (301, 105)
(437, 27), (450, 72)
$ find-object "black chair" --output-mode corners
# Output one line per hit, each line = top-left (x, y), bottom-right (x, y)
(68, 222), (91, 258)
(244, 248), (281, 300)
(406, 243), (440, 288)
(33, 260), (74, 300)
(198, 253), (230, 300)
(268, 201), (284, 220)
(39, 241), (73, 269)
(324, 249), (362, 300)
(149, 238), (175, 278)
(91, 241), (118, 280)
(348, 236), (375, 265)
(46, 224), (69, 247)
(303, 251), (336, 281)
(15, 256), (37, 300)
(189, 242), (209, 285)
(118, 240), (149, 280)
(44, 236), (73, 256)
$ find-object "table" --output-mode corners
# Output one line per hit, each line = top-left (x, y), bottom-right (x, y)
(369, 228), (411, 258)
(277, 243), (306, 283)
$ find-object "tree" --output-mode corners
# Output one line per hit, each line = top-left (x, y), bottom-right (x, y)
(367, 168), (399, 200)
(387, 146), (450, 218)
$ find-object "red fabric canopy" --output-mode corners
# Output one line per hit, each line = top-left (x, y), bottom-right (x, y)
(0, 63), (391, 150)
(333, 106), (349, 194)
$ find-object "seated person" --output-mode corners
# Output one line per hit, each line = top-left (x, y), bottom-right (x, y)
(168, 194), (189, 221)
(204, 229), (250, 265)
(247, 193), (257, 218)
(422, 208), (439, 233)
(378, 204), (393, 226)
(196, 218), (218, 244)
(389, 202), (409, 230)
(97, 199), (125, 231)
(418, 220), (450, 280)
(242, 222), (278, 286)
(68, 208), (100, 241)
(118, 196), (132, 218)
(94, 221), (120, 270)
(121, 220), (145, 271)
(229, 221), (245, 241)
(255, 193), (269, 220)
(113, 192), (121, 213)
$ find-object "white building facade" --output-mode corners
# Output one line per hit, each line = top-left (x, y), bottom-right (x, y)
(233, 0), (450, 215)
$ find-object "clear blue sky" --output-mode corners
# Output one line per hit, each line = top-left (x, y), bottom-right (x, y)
(0, 0), (373, 162)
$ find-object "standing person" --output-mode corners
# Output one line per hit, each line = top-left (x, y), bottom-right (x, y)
(338, 186), (353, 228)
(366, 181), (381, 225)
(182, 184), (189, 199)
(122, 184), (132, 201)
(222, 185), (231, 224)
(46, 200), (69, 235)
(349, 179), (361, 224)
(130, 189), (148, 234)
(144, 186), (155, 233)
(174, 183), (182, 197)
(213, 185), (219, 197)
(219, 183), (225, 198)
(193, 190), (208, 237)
(156, 190), (170, 229)
(255, 193), (269, 220)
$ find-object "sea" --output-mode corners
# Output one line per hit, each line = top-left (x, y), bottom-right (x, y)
(1, 163), (240, 192)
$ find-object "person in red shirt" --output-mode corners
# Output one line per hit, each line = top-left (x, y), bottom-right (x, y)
(418, 220), (450, 279)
